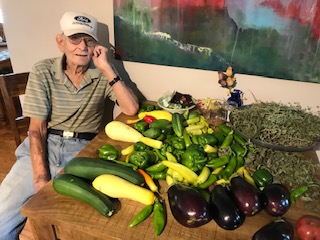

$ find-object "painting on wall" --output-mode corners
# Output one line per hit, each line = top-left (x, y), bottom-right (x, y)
(114, 0), (320, 83)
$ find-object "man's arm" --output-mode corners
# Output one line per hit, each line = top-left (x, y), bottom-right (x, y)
(92, 45), (139, 116)
(28, 117), (49, 192)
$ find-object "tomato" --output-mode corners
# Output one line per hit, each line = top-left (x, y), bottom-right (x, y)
(296, 215), (320, 240)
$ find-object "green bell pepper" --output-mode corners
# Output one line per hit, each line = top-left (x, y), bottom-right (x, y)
(134, 120), (149, 133)
(98, 144), (119, 161)
(167, 135), (186, 150)
(181, 144), (207, 172)
(159, 142), (174, 156)
(128, 150), (158, 169)
(197, 133), (218, 147)
(252, 168), (273, 187)
(134, 141), (150, 151)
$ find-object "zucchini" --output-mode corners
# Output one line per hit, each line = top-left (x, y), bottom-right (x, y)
(53, 173), (114, 217)
(64, 157), (145, 186)
(172, 112), (184, 137)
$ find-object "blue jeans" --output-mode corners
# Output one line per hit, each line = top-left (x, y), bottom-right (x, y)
(0, 134), (89, 240)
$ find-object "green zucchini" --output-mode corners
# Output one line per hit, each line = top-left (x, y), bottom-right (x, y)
(172, 112), (184, 137)
(64, 157), (145, 186)
(53, 173), (114, 217)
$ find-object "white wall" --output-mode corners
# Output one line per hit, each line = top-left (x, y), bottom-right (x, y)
(1, 0), (319, 113)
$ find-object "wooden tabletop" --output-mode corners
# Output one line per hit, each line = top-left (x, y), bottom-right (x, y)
(21, 113), (319, 240)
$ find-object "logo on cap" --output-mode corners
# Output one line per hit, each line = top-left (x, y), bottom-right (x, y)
(74, 16), (91, 24)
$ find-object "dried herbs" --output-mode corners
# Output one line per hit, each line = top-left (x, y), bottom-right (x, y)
(231, 102), (320, 148)
(245, 146), (320, 212)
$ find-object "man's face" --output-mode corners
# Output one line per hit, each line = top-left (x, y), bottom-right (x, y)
(62, 33), (97, 67)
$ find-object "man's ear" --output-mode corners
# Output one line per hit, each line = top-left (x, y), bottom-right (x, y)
(56, 34), (65, 51)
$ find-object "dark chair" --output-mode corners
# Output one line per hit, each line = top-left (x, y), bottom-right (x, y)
(0, 72), (30, 146)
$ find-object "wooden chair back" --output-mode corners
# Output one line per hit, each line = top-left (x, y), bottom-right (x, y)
(0, 72), (30, 146)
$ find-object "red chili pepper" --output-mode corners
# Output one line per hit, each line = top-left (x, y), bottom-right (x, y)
(144, 115), (156, 124)
(296, 215), (320, 240)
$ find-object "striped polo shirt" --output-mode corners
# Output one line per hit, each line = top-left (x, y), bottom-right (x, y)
(23, 55), (117, 133)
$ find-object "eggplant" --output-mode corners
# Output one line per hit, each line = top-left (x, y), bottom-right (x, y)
(252, 218), (294, 240)
(210, 184), (245, 230)
(230, 176), (262, 216)
(262, 183), (291, 217)
(167, 183), (211, 228)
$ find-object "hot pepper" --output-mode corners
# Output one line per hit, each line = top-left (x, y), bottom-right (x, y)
(198, 133), (218, 147)
(205, 154), (230, 170)
(252, 168), (273, 188)
(148, 171), (167, 180)
(197, 173), (218, 189)
(220, 130), (234, 148)
(145, 161), (167, 173)
(181, 144), (207, 172)
(98, 144), (119, 161)
(290, 184), (319, 204)
(212, 131), (226, 146)
(128, 150), (158, 169)
(218, 155), (237, 180)
(230, 143), (247, 157)
(153, 199), (166, 236)
(153, 148), (166, 161)
(191, 134), (199, 144)
(129, 204), (153, 228)
(296, 215), (320, 240)
(183, 129), (192, 148)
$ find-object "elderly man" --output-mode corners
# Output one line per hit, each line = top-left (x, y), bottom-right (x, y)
(0, 11), (139, 239)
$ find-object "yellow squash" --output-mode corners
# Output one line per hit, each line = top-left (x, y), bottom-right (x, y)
(92, 174), (156, 205)
(105, 121), (143, 143)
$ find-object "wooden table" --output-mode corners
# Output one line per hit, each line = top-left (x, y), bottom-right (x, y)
(21, 113), (319, 240)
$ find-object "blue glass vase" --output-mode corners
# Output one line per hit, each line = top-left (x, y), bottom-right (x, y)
(227, 89), (243, 107)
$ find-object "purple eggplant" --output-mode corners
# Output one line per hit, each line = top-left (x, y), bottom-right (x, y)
(252, 218), (294, 240)
(167, 183), (211, 228)
(230, 176), (262, 216)
(210, 184), (245, 230)
(262, 183), (291, 217)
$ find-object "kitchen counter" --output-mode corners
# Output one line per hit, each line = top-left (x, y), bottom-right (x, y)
(21, 112), (319, 240)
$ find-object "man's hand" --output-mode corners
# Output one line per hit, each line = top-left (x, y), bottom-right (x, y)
(92, 45), (110, 71)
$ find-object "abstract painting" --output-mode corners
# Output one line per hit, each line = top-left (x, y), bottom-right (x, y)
(114, 0), (320, 83)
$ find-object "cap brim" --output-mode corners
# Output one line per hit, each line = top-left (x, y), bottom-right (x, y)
(63, 29), (98, 41)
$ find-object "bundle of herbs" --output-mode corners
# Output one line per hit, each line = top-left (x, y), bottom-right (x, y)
(231, 102), (320, 148)
(245, 146), (320, 212)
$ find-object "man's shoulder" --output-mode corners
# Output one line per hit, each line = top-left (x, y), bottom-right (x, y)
(32, 57), (60, 72)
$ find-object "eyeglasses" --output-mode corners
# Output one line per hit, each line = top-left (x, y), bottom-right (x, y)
(67, 35), (97, 47)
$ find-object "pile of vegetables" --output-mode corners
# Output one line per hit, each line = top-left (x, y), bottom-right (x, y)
(52, 101), (320, 238)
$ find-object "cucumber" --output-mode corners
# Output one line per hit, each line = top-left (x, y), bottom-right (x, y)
(143, 128), (162, 139)
(53, 173), (114, 217)
(172, 113), (184, 137)
(64, 157), (145, 186)
(149, 119), (170, 129)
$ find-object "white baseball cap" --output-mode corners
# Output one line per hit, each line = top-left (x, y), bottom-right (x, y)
(60, 11), (98, 41)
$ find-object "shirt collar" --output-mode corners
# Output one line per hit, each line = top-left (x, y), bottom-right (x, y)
(52, 55), (101, 84)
